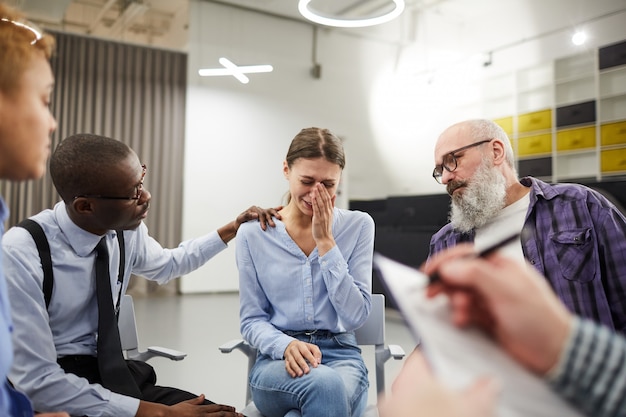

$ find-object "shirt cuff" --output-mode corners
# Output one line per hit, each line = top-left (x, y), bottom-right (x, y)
(544, 317), (580, 381)
(271, 333), (297, 360)
(106, 392), (140, 417)
(318, 246), (343, 270)
(206, 230), (228, 249)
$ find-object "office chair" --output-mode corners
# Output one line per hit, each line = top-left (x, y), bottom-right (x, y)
(219, 293), (406, 417)
(118, 294), (187, 362)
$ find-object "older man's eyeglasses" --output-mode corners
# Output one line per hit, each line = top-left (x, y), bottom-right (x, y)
(75, 164), (147, 201)
(432, 140), (492, 184)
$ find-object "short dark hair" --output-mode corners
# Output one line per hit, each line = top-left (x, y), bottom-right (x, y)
(50, 133), (133, 201)
(285, 127), (345, 170)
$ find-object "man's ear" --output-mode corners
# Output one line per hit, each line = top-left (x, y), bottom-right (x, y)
(491, 140), (507, 166)
(72, 197), (94, 214)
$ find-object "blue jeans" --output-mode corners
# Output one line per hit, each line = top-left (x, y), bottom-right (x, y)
(249, 331), (369, 417)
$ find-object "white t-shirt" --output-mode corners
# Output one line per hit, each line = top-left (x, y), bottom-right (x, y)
(474, 192), (530, 264)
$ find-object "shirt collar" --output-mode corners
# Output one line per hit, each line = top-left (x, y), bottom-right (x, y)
(55, 201), (111, 257)
(520, 176), (558, 204)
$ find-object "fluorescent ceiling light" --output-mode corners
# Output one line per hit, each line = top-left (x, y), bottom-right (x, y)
(198, 57), (273, 84)
(218, 57), (249, 84)
(298, 0), (405, 28)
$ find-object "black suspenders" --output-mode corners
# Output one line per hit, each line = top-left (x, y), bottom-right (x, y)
(16, 219), (54, 308)
(16, 219), (125, 313)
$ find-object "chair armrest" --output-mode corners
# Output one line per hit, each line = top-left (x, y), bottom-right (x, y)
(375, 344), (406, 365)
(388, 344), (406, 360)
(128, 346), (187, 362)
(219, 339), (257, 359)
(219, 339), (259, 406)
(147, 346), (187, 361)
(219, 339), (248, 353)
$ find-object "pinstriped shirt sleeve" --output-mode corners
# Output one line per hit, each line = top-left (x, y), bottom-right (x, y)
(548, 318), (626, 417)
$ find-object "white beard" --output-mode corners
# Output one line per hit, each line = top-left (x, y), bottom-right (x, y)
(448, 159), (507, 233)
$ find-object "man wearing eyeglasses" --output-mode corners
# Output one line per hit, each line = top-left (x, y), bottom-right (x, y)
(429, 118), (626, 334)
(2, 133), (279, 417)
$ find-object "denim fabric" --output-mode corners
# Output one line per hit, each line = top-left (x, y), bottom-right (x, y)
(250, 332), (369, 417)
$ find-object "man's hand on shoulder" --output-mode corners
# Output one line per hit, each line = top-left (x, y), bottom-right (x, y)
(218, 205), (282, 243)
(236, 205), (282, 231)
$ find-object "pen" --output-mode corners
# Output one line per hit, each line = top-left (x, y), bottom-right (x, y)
(428, 232), (521, 284)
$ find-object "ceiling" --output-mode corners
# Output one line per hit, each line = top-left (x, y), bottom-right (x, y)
(9, 0), (452, 50)
(12, 0), (625, 57)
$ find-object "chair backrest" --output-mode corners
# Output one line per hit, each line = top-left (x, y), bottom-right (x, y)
(117, 294), (188, 362)
(118, 294), (139, 353)
(354, 293), (385, 347)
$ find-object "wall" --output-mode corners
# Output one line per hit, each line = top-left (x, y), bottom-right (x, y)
(370, 0), (626, 195)
(180, 0), (626, 292)
(180, 1), (399, 291)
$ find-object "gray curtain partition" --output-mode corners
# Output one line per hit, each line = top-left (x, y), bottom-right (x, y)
(0, 31), (188, 295)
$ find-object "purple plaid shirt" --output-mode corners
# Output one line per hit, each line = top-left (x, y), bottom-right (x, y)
(430, 177), (626, 333)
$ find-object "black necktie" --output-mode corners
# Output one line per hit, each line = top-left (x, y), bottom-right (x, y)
(95, 237), (141, 397)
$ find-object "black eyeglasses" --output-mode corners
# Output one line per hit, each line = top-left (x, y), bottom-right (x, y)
(75, 164), (147, 201)
(432, 140), (492, 184)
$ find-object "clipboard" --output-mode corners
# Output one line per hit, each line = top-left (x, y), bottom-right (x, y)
(373, 253), (583, 417)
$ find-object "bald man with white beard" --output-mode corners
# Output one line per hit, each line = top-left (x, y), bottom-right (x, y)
(428, 118), (626, 333)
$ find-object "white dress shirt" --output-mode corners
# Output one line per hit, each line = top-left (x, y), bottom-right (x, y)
(2, 201), (227, 417)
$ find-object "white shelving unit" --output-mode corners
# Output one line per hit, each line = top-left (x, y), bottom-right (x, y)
(554, 52), (597, 180)
(485, 40), (626, 182)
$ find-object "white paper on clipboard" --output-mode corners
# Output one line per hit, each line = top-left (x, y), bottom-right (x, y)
(373, 253), (583, 417)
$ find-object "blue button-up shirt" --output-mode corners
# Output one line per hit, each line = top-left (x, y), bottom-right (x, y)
(237, 208), (374, 360)
(0, 197), (34, 417)
(430, 177), (626, 332)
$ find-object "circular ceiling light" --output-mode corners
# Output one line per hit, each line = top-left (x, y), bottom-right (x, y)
(298, 0), (406, 28)
(572, 30), (587, 46)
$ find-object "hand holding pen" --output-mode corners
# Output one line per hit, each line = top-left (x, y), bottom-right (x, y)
(421, 239), (572, 375)
(428, 233), (521, 285)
